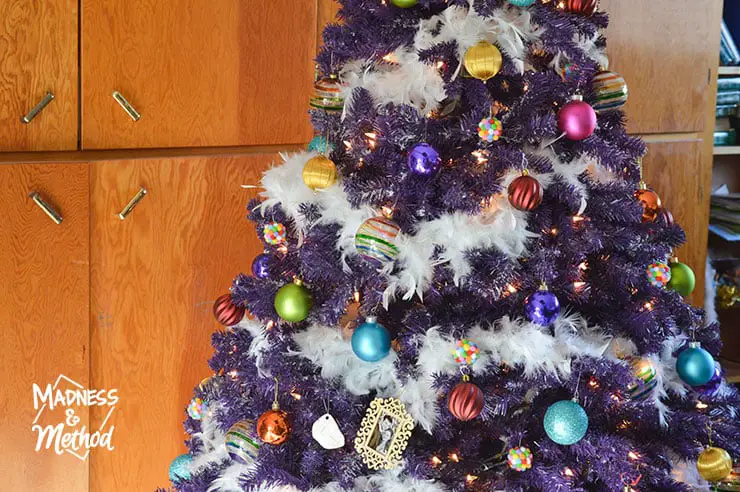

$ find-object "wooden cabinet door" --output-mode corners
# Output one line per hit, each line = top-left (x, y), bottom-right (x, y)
(0, 163), (89, 490)
(643, 138), (709, 306)
(90, 155), (271, 490)
(0, 0), (78, 151)
(601, 0), (722, 134)
(81, 2), (317, 150)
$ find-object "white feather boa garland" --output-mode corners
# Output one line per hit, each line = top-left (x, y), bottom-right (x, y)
(415, 1), (543, 78)
(259, 152), (537, 303)
(290, 313), (616, 434)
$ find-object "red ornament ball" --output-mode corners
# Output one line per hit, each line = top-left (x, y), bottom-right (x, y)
(508, 174), (543, 211)
(634, 187), (662, 223)
(213, 293), (245, 326)
(564, 0), (597, 15)
(658, 208), (674, 227)
(257, 408), (292, 445)
(447, 382), (484, 421)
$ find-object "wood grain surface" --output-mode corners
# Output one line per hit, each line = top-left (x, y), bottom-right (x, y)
(89, 155), (273, 490)
(81, 1), (317, 150)
(642, 139), (708, 306)
(0, 0), (78, 151)
(602, 0), (723, 135)
(0, 163), (89, 490)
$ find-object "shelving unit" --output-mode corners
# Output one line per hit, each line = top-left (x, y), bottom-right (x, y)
(718, 65), (740, 75)
(714, 145), (740, 154)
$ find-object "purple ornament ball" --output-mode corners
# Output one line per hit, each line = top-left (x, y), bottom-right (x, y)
(557, 96), (597, 141)
(407, 143), (441, 176)
(251, 253), (271, 279)
(524, 289), (560, 326)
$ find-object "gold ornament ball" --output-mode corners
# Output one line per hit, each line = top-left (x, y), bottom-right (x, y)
(302, 155), (338, 191)
(697, 447), (733, 482)
(464, 41), (502, 81)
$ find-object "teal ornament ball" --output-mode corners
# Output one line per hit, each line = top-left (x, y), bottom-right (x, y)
(543, 400), (589, 445)
(274, 279), (313, 323)
(676, 342), (715, 386)
(169, 453), (193, 482)
(391, 0), (418, 7)
(308, 135), (334, 154)
(351, 317), (391, 362)
(508, 0), (536, 5)
(226, 420), (261, 464)
(667, 261), (696, 297)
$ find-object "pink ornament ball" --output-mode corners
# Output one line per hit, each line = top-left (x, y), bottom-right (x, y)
(557, 96), (597, 141)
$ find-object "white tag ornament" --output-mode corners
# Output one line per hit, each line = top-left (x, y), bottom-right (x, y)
(311, 413), (345, 450)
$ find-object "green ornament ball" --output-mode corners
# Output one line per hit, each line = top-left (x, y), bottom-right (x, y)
(274, 280), (313, 322)
(391, 0), (418, 7)
(667, 261), (695, 297)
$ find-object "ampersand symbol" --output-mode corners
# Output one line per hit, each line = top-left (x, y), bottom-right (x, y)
(65, 408), (80, 426)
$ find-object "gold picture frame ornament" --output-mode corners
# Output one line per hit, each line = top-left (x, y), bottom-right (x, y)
(354, 397), (415, 470)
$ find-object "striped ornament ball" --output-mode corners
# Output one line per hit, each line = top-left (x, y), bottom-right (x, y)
(225, 420), (261, 465)
(355, 217), (401, 266)
(626, 357), (658, 400)
(592, 70), (628, 113)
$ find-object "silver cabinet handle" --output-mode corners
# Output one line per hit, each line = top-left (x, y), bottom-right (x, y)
(118, 187), (147, 220)
(29, 192), (63, 224)
(112, 91), (141, 121)
(21, 92), (54, 124)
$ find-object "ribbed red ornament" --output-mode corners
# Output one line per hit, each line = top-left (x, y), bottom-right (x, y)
(213, 293), (246, 326)
(447, 382), (484, 421)
(565, 0), (597, 15)
(658, 209), (674, 227)
(508, 175), (543, 211)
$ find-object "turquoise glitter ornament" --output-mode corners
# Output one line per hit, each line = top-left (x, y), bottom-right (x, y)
(308, 135), (334, 154)
(676, 342), (715, 386)
(508, 0), (536, 5)
(351, 316), (391, 362)
(169, 453), (193, 482)
(543, 400), (588, 445)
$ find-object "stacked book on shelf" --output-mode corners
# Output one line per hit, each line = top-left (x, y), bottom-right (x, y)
(716, 20), (740, 146)
(710, 185), (740, 242)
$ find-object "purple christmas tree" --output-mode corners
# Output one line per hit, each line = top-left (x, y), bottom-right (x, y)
(169, 1), (739, 490)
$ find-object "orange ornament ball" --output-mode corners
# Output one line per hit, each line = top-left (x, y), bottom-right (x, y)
(257, 408), (292, 445)
(634, 187), (662, 223)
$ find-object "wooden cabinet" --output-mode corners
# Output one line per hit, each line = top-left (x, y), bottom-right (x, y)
(0, 163), (89, 490)
(0, 0), (78, 151)
(89, 155), (271, 490)
(601, 0), (722, 134)
(81, 1), (317, 150)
